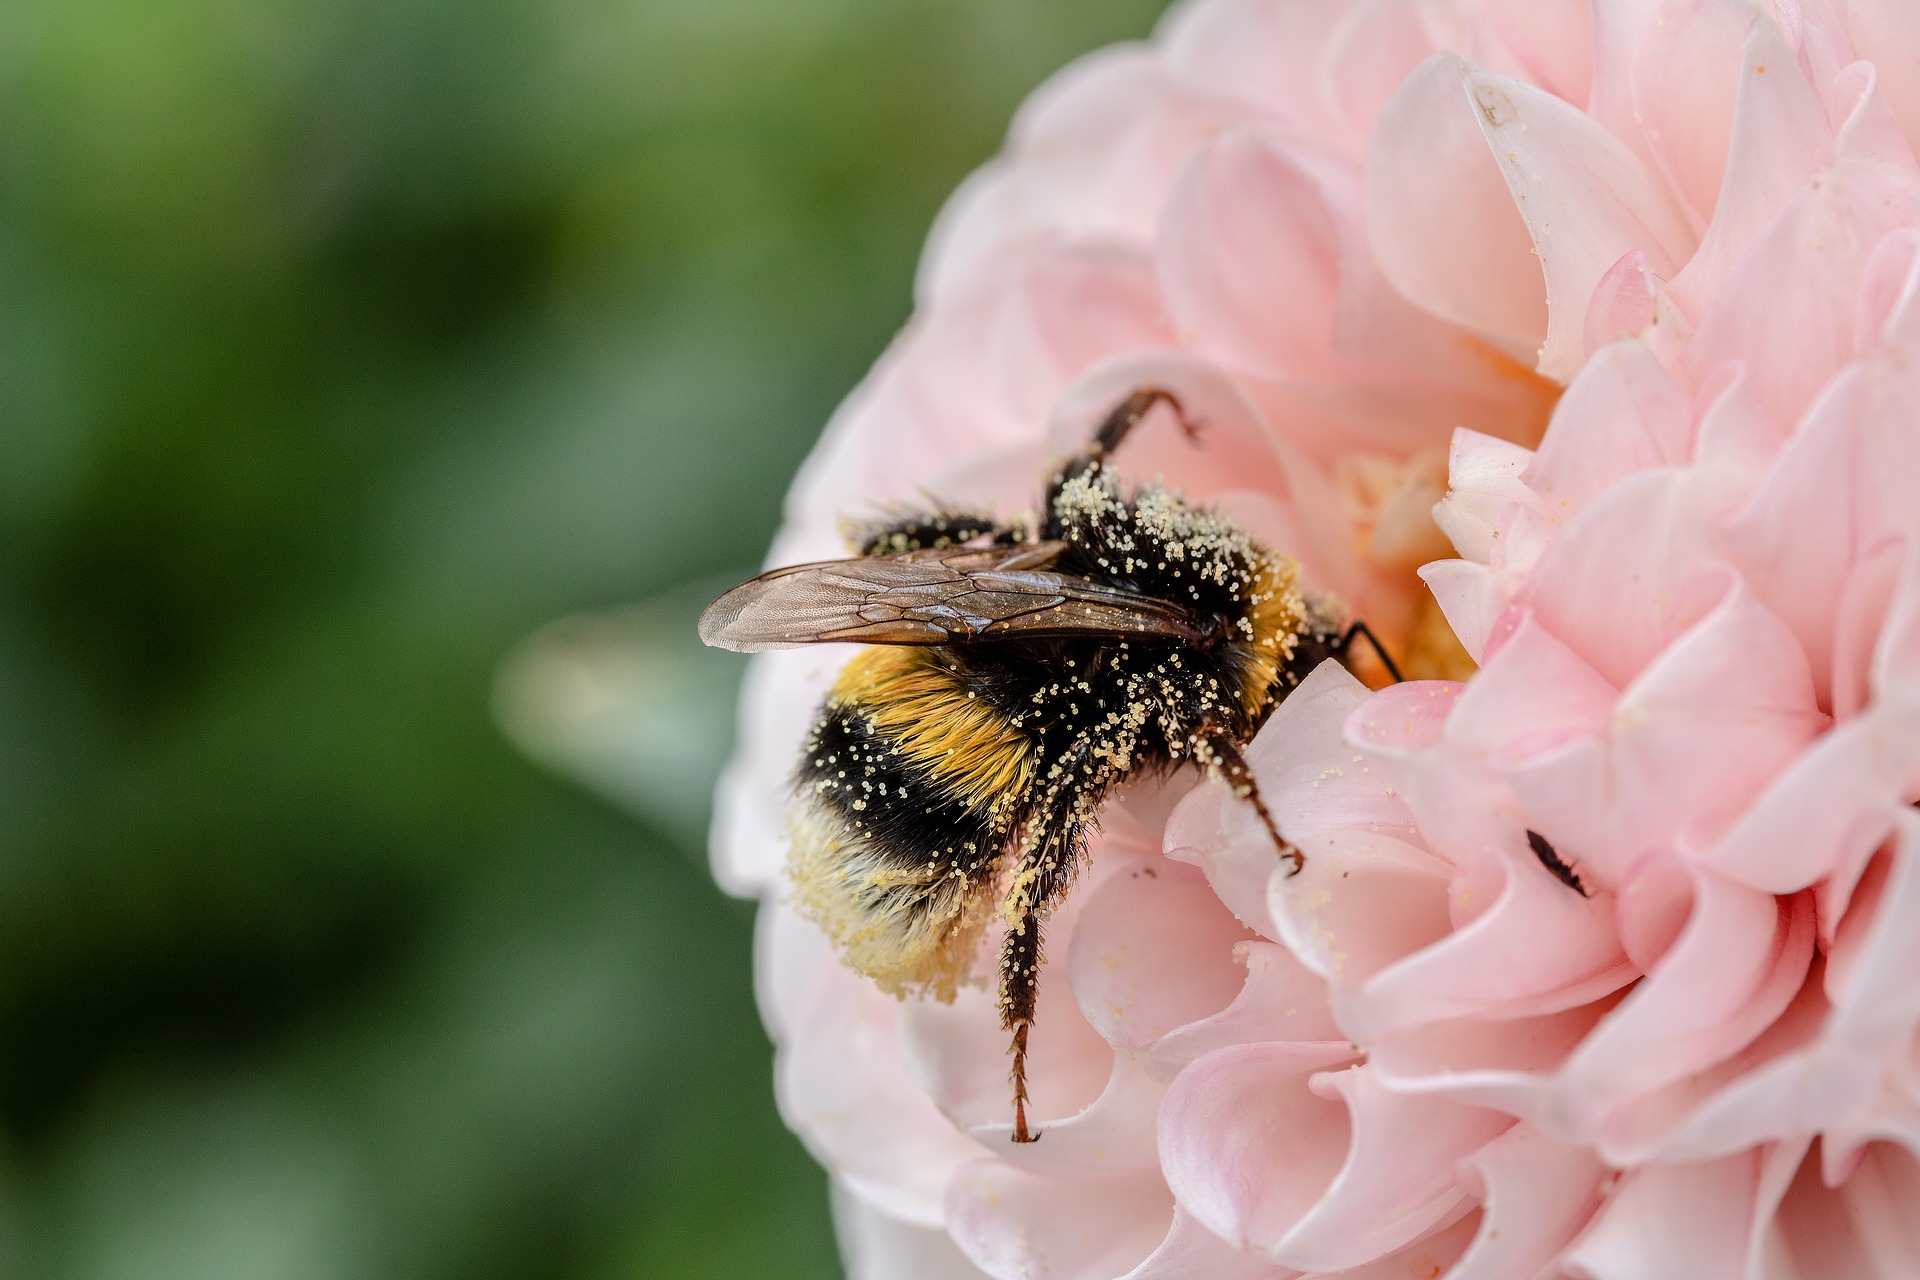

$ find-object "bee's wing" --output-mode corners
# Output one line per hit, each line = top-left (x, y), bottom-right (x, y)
(699, 541), (1213, 652)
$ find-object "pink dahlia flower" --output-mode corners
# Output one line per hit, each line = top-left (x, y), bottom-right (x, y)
(710, 0), (1920, 1275)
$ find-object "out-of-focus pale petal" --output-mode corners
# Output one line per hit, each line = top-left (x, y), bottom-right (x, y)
(918, 49), (1252, 305)
(1157, 129), (1345, 381)
(834, 1184), (993, 1280)
(774, 909), (990, 1224)
(1469, 0), (1594, 104)
(1423, 55), (1697, 380)
(1627, 0), (1755, 233)
(1444, 1125), (1605, 1280)
(1685, 158), (1920, 427)
(946, 1160), (1173, 1280)
(1159, 0), (1354, 143)
(1559, 1146), (1798, 1280)
(1667, 17), (1833, 314)
(1366, 54), (1546, 361)
(1844, 0), (1920, 152)
(1123, 1207), (1301, 1279)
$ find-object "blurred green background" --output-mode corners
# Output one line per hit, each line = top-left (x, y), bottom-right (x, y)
(0, 1), (1170, 1276)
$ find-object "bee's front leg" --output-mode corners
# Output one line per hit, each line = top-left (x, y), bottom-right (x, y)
(1194, 732), (1303, 874)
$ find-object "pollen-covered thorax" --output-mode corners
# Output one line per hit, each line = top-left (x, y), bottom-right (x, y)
(1048, 466), (1308, 708)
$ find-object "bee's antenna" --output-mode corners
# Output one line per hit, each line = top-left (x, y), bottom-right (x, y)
(1338, 621), (1405, 684)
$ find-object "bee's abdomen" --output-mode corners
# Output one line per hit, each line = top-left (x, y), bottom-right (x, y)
(797, 706), (1002, 872)
(786, 648), (1026, 999)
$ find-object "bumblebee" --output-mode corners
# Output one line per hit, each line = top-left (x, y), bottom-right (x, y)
(701, 389), (1399, 1143)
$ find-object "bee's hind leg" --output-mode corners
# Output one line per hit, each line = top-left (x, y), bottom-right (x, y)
(1000, 913), (1042, 1145)
(1196, 734), (1303, 875)
(995, 796), (1094, 1144)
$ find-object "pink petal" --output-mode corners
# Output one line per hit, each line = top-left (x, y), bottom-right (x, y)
(1419, 559), (1510, 664)
(1156, 128), (1345, 381)
(918, 50), (1249, 303)
(1045, 352), (1292, 514)
(1365, 54), (1546, 362)
(1444, 1126), (1606, 1280)
(1470, 0), (1595, 104)
(1124, 1207), (1301, 1280)
(1365, 1002), (1617, 1121)
(1068, 858), (1256, 1056)
(1775, 1141), (1920, 1280)
(1559, 1143), (1812, 1280)
(1843, 0), (1920, 155)
(900, 874), (1125, 1158)
(1168, 662), (1413, 940)
(773, 908), (989, 1223)
(1310, 1212), (1482, 1280)
(946, 1161), (1172, 1280)
(1702, 692), (1920, 893)
(1431, 430), (1547, 564)
(1269, 829), (1455, 989)
(1685, 158), (1920, 427)
(1667, 16), (1833, 315)
(1320, 0), (1460, 144)
(1560, 1148), (1782, 1280)
(1626, 0), (1757, 234)
(1547, 870), (1816, 1157)
(1608, 582), (1828, 855)
(1447, 609), (1618, 763)
(1270, 1068), (1511, 1272)
(1524, 332), (1694, 513)
(1144, 941), (1349, 1080)
(833, 1184), (991, 1280)
(1160, 0), (1353, 145)
(1457, 56), (1697, 379)
(1158, 1043), (1361, 1254)
(1520, 468), (1728, 690)
(1343, 822), (1634, 1040)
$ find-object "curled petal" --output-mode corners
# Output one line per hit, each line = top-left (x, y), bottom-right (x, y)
(946, 1160), (1172, 1280)
(834, 1184), (992, 1280)
(774, 908), (991, 1224)
(1143, 936), (1349, 1079)
(1366, 54), (1546, 361)
(1546, 870), (1816, 1157)
(1068, 858), (1256, 1057)
(1158, 1043), (1360, 1256)
(1666, 16), (1833, 314)
(1162, 1052), (1500, 1271)
(1444, 1125), (1606, 1280)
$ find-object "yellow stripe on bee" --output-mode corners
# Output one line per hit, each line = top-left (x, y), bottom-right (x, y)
(1237, 552), (1308, 718)
(829, 647), (1032, 810)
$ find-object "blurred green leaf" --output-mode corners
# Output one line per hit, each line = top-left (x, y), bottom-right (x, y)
(0, 0), (1170, 1275)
